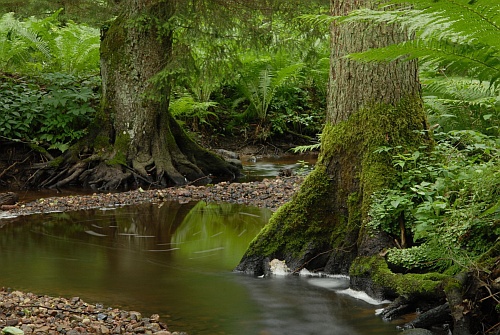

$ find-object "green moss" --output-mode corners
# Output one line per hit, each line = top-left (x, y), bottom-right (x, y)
(350, 256), (448, 296)
(105, 132), (130, 166)
(443, 277), (462, 293)
(347, 192), (362, 230)
(93, 135), (110, 151)
(48, 155), (65, 168)
(245, 166), (332, 258)
(321, 97), (431, 220)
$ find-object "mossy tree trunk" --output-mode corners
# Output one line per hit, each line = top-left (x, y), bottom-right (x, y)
(31, 0), (239, 190)
(236, 0), (430, 279)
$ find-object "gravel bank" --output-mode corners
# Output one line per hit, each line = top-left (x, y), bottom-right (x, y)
(0, 288), (184, 335)
(1, 176), (303, 218)
(0, 176), (304, 334)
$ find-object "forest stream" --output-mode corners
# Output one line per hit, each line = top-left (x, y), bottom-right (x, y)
(0, 158), (408, 335)
(0, 201), (404, 335)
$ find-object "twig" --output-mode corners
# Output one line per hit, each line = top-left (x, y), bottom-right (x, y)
(484, 321), (499, 334)
(0, 155), (31, 179)
(292, 249), (334, 274)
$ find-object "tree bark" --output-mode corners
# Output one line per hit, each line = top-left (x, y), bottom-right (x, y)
(28, 0), (239, 190)
(236, 0), (430, 283)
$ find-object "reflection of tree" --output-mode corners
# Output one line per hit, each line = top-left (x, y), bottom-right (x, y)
(172, 201), (271, 268)
(0, 201), (272, 310)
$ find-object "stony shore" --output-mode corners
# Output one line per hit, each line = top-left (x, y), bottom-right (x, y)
(0, 288), (182, 335)
(1, 176), (303, 218)
(0, 176), (304, 334)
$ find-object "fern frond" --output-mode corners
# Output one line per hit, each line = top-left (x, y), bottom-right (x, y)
(343, 1), (500, 87)
(422, 75), (499, 134)
(0, 13), (52, 65)
(52, 23), (100, 74)
(349, 38), (500, 84)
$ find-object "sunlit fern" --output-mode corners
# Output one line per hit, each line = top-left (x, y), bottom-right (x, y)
(422, 73), (499, 135)
(0, 12), (99, 75)
(52, 22), (100, 75)
(0, 12), (52, 71)
(301, 0), (500, 87)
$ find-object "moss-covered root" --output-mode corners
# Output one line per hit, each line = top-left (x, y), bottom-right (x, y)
(444, 273), (472, 335)
(349, 256), (447, 300)
(235, 167), (336, 275)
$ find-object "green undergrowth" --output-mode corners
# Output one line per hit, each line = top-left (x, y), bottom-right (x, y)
(369, 130), (499, 273)
(0, 72), (99, 152)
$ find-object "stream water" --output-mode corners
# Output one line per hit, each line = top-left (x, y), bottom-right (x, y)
(0, 201), (402, 335)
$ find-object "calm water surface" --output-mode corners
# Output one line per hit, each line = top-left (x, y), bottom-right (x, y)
(0, 201), (400, 335)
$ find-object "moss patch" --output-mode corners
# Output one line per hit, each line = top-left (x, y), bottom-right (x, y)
(320, 96), (431, 221)
(350, 256), (447, 296)
(105, 132), (130, 166)
(245, 165), (333, 258)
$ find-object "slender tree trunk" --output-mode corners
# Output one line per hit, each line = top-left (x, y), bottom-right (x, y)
(236, 0), (430, 289)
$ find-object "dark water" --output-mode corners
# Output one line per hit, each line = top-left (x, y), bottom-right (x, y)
(0, 201), (402, 335)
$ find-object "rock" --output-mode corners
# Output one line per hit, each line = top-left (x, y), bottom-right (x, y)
(1, 204), (18, 210)
(225, 158), (243, 169)
(246, 156), (257, 163)
(0, 192), (19, 206)
(278, 168), (293, 177)
(6, 319), (20, 326)
(214, 149), (239, 160)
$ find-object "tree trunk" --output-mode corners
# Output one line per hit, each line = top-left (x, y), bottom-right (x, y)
(236, 0), (430, 285)
(28, 0), (239, 190)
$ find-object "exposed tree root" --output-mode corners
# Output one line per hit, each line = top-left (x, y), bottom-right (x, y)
(20, 134), (239, 191)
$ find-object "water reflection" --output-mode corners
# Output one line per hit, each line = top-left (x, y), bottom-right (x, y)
(0, 201), (399, 335)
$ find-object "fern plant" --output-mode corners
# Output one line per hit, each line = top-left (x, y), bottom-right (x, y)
(51, 22), (100, 75)
(236, 52), (304, 132)
(421, 72), (499, 135)
(169, 94), (218, 131)
(0, 11), (100, 75)
(0, 12), (52, 72)
(339, 0), (500, 87)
